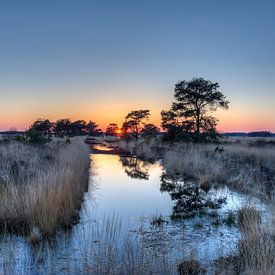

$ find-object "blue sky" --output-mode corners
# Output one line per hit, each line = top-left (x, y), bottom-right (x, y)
(0, 0), (274, 131)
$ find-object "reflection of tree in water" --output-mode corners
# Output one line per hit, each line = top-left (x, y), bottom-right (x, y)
(160, 173), (226, 219)
(120, 157), (150, 180)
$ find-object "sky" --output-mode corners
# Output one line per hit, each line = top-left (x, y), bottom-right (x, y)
(0, 0), (274, 132)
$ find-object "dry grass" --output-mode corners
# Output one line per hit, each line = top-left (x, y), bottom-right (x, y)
(0, 138), (90, 236)
(162, 143), (275, 201)
(117, 139), (158, 160)
(216, 205), (274, 275)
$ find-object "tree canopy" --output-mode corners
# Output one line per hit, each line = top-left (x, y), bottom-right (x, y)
(161, 78), (229, 141)
(28, 119), (102, 137)
(30, 119), (53, 135)
(106, 123), (118, 136)
(141, 123), (159, 140)
(122, 110), (150, 140)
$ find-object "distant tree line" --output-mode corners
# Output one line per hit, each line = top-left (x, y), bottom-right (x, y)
(29, 119), (102, 137)
(224, 131), (273, 138)
(247, 131), (272, 137)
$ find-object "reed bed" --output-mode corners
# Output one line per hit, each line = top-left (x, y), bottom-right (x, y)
(162, 143), (275, 201)
(0, 138), (90, 236)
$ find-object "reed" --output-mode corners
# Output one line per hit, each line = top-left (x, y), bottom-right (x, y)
(0, 138), (90, 236)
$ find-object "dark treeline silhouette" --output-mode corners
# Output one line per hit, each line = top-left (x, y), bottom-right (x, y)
(247, 131), (272, 137)
(224, 131), (274, 138)
(105, 123), (118, 136)
(161, 77), (229, 142)
(121, 110), (159, 141)
(4, 77), (275, 144)
(29, 119), (102, 137)
(24, 78), (230, 143)
(22, 78), (275, 144)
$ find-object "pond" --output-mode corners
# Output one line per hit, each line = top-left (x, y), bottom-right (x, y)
(0, 150), (272, 274)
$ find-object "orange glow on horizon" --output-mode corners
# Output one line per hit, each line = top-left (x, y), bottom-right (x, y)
(0, 100), (275, 133)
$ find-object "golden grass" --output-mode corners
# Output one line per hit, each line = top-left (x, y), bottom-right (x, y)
(0, 138), (90, 236)
(161, 143), (275, 201)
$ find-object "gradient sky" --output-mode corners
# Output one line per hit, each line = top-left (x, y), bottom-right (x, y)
(0, 0), (274, 132)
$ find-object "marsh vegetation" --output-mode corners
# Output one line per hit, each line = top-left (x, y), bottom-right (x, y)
(0, 136), (274, 274)
(0, 138), (90, 237)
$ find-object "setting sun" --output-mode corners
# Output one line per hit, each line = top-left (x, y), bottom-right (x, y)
(116, 129), (122, 134)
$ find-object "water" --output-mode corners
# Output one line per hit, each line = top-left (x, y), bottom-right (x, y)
(0, 152), (272, 274)
(82, 154), (271, 261)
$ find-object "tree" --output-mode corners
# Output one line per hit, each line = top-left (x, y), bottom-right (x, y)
(141, 123), (159, 140)
(54, 119), (71, 136)
(70, 120), (87, 135)
(86, 121), (101, 136)
(161, 78), (229, 141)
(106, 123), (118, 136)
(30, 119), (53, 135)
(123, 110), (150, 141)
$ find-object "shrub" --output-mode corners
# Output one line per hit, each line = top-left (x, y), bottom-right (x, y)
(25, 129), (48, 144)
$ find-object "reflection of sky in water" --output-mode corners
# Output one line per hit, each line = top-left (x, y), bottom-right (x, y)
(81, 154), (272, 262)
(0, 153), (272, 273)
(82, 154), (173, 221)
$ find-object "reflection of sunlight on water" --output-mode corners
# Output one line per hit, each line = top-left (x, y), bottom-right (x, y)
(86, 154), (173, 221)
(92, 144), (114, 151)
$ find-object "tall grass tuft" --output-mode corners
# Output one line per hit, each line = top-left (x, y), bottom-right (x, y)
(0, 138), (90, 236)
